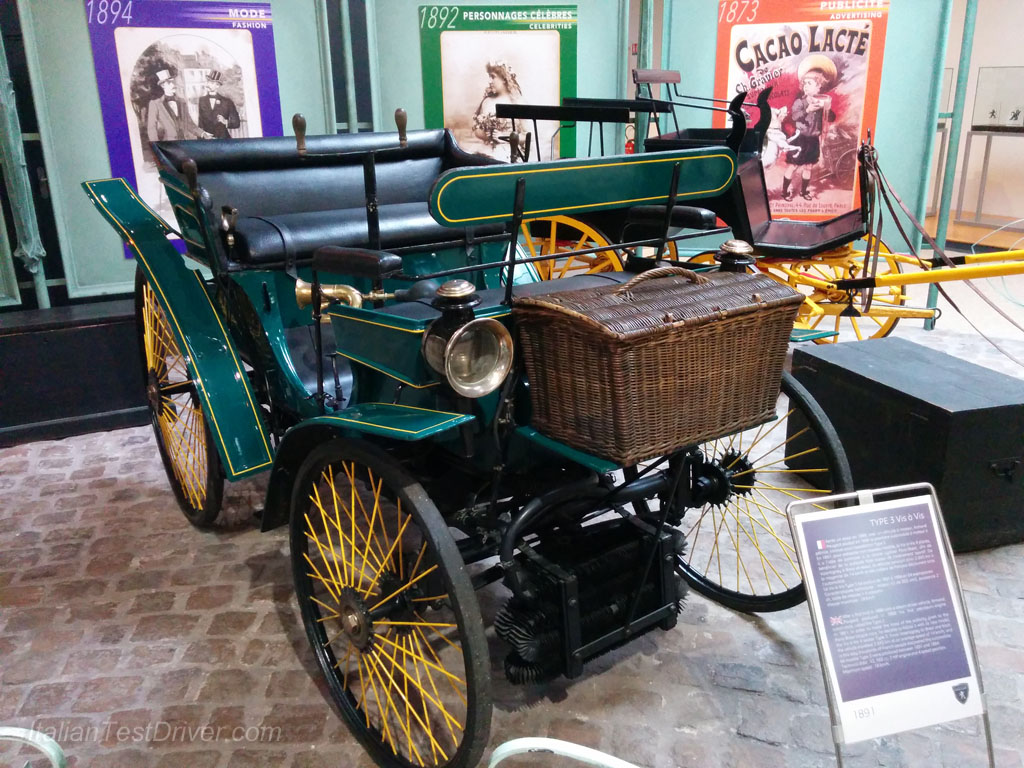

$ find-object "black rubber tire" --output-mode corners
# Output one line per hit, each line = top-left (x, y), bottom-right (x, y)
(135, 268), (223, 527)
(677, 372), (853, 613)
(289, 438), (491, 768)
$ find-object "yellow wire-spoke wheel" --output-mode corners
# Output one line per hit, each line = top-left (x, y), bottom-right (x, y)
(519, 216), (623, 280)
(289, 440), (490, 768)
(781, 236), (906, 343)
(135, 269), (223, 527)
(678, 373), (852, 613)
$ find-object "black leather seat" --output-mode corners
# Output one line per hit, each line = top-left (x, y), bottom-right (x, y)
(233, 203), (505, 265)
(153, 130), (504, 267)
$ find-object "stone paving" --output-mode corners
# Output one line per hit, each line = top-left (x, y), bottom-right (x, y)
(2, 316), (1024, 767)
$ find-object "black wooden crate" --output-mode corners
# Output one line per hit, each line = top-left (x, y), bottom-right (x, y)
(791, 337), (1024, 552)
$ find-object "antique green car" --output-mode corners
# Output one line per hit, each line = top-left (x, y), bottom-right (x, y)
(84, 115), (851, 768)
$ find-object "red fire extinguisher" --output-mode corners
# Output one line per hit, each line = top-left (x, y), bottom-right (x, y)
(624, 124), (635, 154)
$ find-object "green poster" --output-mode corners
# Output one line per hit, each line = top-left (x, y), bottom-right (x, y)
(419, 5), (578, 162)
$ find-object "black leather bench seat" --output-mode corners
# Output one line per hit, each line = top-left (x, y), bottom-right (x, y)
(153, 129), (503, 268)
(234, 203), (507, 265)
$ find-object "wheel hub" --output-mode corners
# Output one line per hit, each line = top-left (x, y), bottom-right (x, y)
(146, 369), (161, 410)
(697, 450), (755, 506)
(336, 588), (373, 650)
(720, 449), (755, 497)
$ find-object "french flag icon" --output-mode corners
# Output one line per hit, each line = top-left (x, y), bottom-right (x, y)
(816, 540), (826, 550)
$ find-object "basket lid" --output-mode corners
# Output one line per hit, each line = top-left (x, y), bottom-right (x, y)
(512, 267), (803, 338)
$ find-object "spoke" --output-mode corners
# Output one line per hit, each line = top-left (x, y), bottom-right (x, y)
(744, 496), (773, 589)
(305, 505), (350, 593)
(367, 470), (393, 568)
(416, 612), (462, 654)
(737, 483), (833, 494)
(367, 513), (413, 589)
(407, 635), (443, 763)
(729, 499), (798, 569)
(735, 407), (795, 463)
(747, 423), (812, 468)
(362, 653), (399, 755)
(397, 500), (405, 580)
(304, 552), (342, 602)
(326, 466), (354, 587)
(346, 463), (390, 570)
(408, 541), (428, 581)
(369, 565), (439, 612)
(374, 633), (466, 688)
(365, 649), (434, 764)
(414, 626), (468, 708)
(749, 496), (801, 578)
(372, 640), (465, 733)
(335, 642), (356, 693)
(721, 503), (754, 593)
(310, 595), (341, 619)
(375, 619), (455, 629)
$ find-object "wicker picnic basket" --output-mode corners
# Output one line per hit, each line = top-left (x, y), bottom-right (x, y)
(513, 266), (804, 465)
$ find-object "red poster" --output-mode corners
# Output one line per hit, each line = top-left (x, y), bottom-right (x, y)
(713, 1), (890, 220)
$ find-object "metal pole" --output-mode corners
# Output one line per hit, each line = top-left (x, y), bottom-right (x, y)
(927, 0), (977, 329)
(633, 0), (653, 153)
(315, 0), (337, 133)
(0, 28), (48, 308)
(339, 0), (359, 133)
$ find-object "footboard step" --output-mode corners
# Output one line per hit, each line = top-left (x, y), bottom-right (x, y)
(318, 403), (475, 440)
(790, 328), (839, 342)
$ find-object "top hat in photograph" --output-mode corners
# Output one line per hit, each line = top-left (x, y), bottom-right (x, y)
(155, 69), (174, 86)
(206, 70), (223, 84)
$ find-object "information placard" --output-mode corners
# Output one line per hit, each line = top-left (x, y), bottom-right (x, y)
(789, 491), (982, 744)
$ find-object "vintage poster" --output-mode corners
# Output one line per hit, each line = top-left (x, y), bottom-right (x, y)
(714, 1), (889, 219)
(86, 1), (283, 244)
(419, 5), (578, 162)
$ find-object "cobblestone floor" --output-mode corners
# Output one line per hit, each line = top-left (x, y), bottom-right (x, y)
(2, 316), (1023, 767)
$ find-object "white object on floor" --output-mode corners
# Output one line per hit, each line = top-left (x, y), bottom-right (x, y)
(488, 737), (645, 768)
(0, 727), (67, 768)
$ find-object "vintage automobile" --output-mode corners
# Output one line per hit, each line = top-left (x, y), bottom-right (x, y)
(84, 113), (852, 768)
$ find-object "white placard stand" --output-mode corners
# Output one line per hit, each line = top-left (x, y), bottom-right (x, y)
(787, 483), (994, 767)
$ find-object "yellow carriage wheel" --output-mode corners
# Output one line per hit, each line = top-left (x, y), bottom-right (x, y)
(786, 236), (907, 344)
(519, 216), (623, 280)
(136, 269), (223, 527)
(688, 237), (907, 343)
(290, 440), (490, 768)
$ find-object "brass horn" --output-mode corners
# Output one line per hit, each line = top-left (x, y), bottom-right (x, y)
(295, 278), (363, 310)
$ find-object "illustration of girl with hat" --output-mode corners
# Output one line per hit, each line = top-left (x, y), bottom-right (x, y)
(782, 53), (837, 202)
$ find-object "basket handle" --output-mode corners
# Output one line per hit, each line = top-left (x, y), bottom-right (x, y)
(613, 266), (709, 295)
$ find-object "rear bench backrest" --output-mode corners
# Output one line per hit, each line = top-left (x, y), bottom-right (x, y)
(154, 130), (447, 218)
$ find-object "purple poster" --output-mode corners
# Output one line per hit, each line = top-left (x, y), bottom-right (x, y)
(86, 1), (283, 239)
(802, 500), (970, 702)
(792, 493), (982, 744)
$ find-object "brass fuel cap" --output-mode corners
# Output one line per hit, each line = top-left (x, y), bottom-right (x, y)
(719, 239), (754, 256)
(436, 279), (477, 299)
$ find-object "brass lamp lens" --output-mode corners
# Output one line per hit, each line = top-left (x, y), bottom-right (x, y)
(443, 318), (513, 398)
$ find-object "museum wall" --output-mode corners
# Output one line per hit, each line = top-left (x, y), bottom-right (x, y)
(16, 0), (331, 300)
(944, 0), (1024, 225)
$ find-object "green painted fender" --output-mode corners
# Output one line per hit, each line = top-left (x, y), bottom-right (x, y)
(82, 178), (273, 480)
(260, 404), (476, 531)
(429, 148), (737, 226)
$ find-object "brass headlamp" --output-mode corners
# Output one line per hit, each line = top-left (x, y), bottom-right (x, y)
(422, 280), (513, 398)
